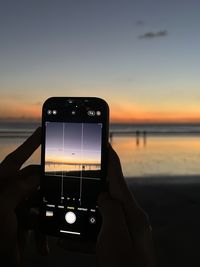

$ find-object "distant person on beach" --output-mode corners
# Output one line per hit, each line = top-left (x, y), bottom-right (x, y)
(136, 130), (140, 146)
(0, 128), (154, 267)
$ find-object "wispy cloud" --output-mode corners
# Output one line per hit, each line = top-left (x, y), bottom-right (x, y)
(139, 30), (168, 39)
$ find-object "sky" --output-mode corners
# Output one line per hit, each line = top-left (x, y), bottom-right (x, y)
(46, 122), (101, 164)
(1, 0), (200, 122)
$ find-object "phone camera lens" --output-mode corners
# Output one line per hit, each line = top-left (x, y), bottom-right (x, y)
(72, 111), (76, 115)
(47, 110), (52, 115)
(87, 110), (95, 116)
(68, 99), (73, 104)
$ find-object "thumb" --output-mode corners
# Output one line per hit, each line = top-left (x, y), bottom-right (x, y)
(98, 192), (124, 226)
(6, 165), (40, 209)
(17, 165), (40, 204)
(98, 192), (131, 241)
(97, 193), (133, 267)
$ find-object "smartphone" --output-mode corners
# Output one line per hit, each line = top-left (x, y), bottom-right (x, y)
(40, 97), (109, 248)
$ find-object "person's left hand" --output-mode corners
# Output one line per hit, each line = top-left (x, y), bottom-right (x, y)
(0, 128), (45, 266)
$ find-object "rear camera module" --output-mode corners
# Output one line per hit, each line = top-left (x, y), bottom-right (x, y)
(87, 110), (95, 116)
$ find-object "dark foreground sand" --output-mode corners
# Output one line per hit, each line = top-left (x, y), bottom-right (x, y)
(24, 176), (200, 267)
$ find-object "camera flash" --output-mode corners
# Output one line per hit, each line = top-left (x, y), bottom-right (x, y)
(53, 110), (57, 115)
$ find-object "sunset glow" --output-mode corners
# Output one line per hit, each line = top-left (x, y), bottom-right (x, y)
(0, 98), (200, 123)
(1, 1), (200, 123)
(0, 99), (200, 123)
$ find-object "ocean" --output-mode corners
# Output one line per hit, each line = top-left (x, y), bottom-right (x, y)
(1, 121), (200, 177)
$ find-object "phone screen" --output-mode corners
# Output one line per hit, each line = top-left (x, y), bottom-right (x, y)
(40, 98), (109, 243)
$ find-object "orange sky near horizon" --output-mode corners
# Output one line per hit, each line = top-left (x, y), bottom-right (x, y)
(1, 100), (200, 123)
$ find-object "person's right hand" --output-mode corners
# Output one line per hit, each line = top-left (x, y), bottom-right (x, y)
(96, 145), (154, 267)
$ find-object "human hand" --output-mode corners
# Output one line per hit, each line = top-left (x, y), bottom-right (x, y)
(0, 128), (46, 266)
(96, 145), (154, 267)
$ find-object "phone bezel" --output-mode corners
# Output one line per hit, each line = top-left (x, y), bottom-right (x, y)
(40, 97), (109, 244)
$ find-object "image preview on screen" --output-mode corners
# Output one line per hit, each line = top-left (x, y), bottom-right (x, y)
(44, 122), (102, 207)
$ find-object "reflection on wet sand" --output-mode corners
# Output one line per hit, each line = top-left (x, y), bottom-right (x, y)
(110, 130), (147, 147)
(111, 135), (200, 177)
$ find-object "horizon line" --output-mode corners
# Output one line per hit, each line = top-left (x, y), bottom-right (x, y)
(1, 117), (200, 124)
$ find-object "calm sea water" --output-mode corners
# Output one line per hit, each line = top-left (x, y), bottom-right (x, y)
(1, 122), (200, 177)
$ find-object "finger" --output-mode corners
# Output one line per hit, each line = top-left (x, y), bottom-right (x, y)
(19, 164), (41, 180)
(97, 192), (133, 266)
(0, 127), (41, 171)
(107, 145), (151, 235)
(29, 208), (49, 256)
(98, 192), (129, 229)
(15, 166), (45, 255)
(5, 165), (40, 208)
(16, 202), (30, 258)
(107, 144), (139, 209)
(16, 204), (49, 256)
(26, 188), (40, 208)
(98, 192), (132, 246)
(34, 230), (49, 256)
(17, 165), (40, 204)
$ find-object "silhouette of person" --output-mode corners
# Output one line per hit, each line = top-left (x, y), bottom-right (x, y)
(136, 130), (140, 146)
(143, 130), (147, 146)
(0, 128), (154, 267)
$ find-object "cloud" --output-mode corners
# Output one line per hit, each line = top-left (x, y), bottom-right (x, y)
(139, 30), (168, 39)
